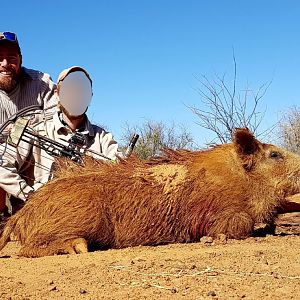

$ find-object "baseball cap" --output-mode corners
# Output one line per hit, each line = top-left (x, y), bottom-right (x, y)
(57, 66), (92, 85)
(0, 31), (21, 54)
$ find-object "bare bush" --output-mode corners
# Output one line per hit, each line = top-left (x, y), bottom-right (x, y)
(121, 120), (194, 160)
(190, 57), (271, 143)
(278, 106), (300, 154)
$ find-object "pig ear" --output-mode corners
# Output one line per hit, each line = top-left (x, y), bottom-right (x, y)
(234, 128), (260, 170)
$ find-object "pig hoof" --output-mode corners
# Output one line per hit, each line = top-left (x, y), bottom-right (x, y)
(64, 238), (88, 254)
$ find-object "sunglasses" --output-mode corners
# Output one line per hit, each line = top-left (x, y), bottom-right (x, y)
(0, 32), (18, 42)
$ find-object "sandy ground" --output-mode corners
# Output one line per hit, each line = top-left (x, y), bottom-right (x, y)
(0, 228), (299, 300)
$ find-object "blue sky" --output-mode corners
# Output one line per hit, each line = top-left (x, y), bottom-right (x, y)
(2, 1), (300, 146)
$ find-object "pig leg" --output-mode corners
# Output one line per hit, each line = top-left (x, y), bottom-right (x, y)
(55, 237), (89, 255)
(207, 209), (255, 239)
(18, 237), (88, 258)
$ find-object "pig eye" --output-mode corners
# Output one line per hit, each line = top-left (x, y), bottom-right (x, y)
(269, 151), (283, 159)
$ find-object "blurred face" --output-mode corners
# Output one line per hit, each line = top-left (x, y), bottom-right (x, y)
(58, 71), (92, 117)
(0, 42), (22, 92)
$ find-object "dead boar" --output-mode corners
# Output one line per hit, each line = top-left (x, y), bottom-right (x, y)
(0, 128), (300, 257)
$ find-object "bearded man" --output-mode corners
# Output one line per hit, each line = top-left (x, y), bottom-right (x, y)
(0, 31), (56, 124)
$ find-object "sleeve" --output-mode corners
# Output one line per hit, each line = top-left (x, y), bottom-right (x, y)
(97, 130), (124, 161)
(40, 73), (58, 119)
(0, 140), (34, 201)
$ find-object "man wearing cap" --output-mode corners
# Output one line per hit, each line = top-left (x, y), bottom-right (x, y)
(0, 66), (122, 214)
(0, 31), (56, 125)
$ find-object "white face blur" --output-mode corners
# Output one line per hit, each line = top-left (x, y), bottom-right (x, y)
(58, 71), (92, 117)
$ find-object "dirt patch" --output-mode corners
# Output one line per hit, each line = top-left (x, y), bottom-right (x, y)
(135, 164), (188, 194)
(0, 234), (299, 299)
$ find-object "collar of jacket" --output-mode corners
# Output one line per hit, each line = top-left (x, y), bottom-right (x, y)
(20, 67), (33, 81)
(54, 111), (95, 137)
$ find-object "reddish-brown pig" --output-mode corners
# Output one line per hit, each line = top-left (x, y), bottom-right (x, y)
(0, 128), (300, 257)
